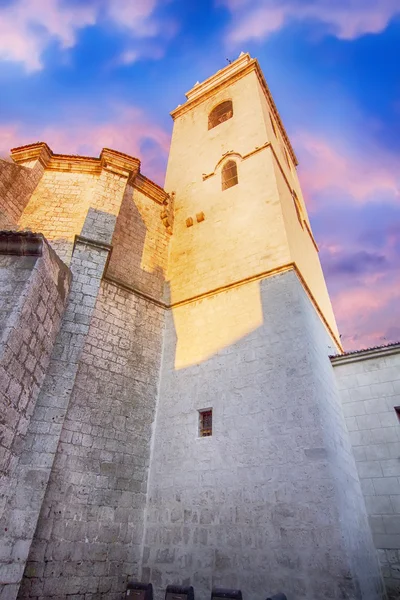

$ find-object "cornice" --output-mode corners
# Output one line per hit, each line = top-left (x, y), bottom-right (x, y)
(10, 143), (140, 179)
(100, 148), (140, 179)
(134, 173), (168, 205)
(11, 142), (52, 168)
(170, 53), (298, 166)
(185, 53), (252, 103)
(0, 230), (43, 256)
(330, 342), (400, 365)
(104, 262), (342, 353)
(202, 143), (270, 180)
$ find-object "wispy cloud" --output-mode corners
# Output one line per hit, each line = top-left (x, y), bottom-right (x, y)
(0, 0), (96, 71)
(0, 105), (171, 184)
(295, 131), (400, 207)
(329, 263), (400, 350)
(0, 0), (175, 72)
(220, 0), (400, 44)
(297, 131), (400, 350)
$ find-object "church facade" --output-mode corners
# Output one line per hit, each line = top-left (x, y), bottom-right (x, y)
(0, 53), (399, 600)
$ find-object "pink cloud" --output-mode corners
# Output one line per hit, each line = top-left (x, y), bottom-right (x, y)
(221, 0), (400, 44)
(0, 106), (171, 185)
(332, 276), (400, 350)
(295, 132), (400, 207)
(0, 0), (174, 72)
(0, 0), (96, 71)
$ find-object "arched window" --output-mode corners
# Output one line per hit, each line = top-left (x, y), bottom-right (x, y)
(222, 160), (238, 191)
(208, 101), (233, 130)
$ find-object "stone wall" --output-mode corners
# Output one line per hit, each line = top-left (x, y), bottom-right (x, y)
(0, 159), (44, 230)
(18, 170), (124, 265)
(142, 270), (383, 600)
(19, 281), (165, 599)
(332, 345), (400, 600)
(0, 233), (71, 598)
(106, 184), (169, 299)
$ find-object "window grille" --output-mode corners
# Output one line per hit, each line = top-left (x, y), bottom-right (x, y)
(208, 101), (233, 130)
(199, 409), (212, 437)
(221, 160), (238, 191)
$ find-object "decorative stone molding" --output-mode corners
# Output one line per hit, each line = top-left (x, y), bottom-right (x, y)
(10, 142), (52, 169)
(10, 143), (141, 180)
(202, 143), (270, 180)
(160, 191), (174, 234)
(134, 173), (169, 204)
(0, 230), (43, 256)
(100, 148), (140, 179)
(330, 341), (400, 364)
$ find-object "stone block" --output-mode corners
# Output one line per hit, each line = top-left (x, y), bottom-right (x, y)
(373, 478), (400, 496)
(365, 495), (394, 515)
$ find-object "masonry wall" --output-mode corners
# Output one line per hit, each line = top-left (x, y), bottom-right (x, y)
(18, 168), (126, 265)
(0, 235), (71, 597)
(0, 159), (44, 229)
(142, 270), (383, 600)
(106, 184), (169, 298)
(333, 348), (400, 600)
(18, 281), (165, 599)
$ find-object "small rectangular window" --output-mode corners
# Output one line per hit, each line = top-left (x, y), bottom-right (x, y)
(394, 407), (400, 422)
(199, 409), (212, 437)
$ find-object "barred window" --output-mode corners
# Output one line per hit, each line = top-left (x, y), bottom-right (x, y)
(208, 101), (233, 130)
(199, 409), (212, 437)
(222, 160), (238, 191)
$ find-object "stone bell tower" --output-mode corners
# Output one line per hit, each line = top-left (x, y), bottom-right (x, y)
(141, 54), (384, 600)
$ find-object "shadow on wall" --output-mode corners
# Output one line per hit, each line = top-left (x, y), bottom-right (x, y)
(142, 271), (382, 600)
(106, 184), (167, 300)
(171, 279), (263, 369)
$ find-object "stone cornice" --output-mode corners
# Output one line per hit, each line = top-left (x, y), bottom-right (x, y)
(170, 53), (298, 166)
(202, 143), (270, 180)
(0, 230), (43, 256)
(330, 342), (400, 365)
(100, 148), (140, 179)
(10, 143), (140, 179)
(104, 262), (342, 352)
(10, 142), (52, 168)
(134, 174), (168, 204)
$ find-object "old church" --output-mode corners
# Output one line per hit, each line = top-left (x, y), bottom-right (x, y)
(1, 53), (400, 600)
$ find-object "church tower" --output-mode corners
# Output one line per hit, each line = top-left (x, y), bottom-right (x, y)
(141, 54), (383, 600)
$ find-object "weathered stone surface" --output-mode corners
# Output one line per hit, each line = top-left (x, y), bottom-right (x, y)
(18, 281), (165, 599)
(0, 158), (44, 230)
(143, 271), (384, 600)
(333, 346), (400, 600)
(0, 54), (391, 600)
(0, 235), (71, 593)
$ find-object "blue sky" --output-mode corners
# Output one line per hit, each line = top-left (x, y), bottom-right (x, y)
(0, 0), (399, 350)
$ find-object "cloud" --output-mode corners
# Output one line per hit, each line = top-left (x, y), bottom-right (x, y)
(299, 132), (400, 351)
(331, 271), (400, 350)
(0, 0), (96, 71)
(0, 0), (174, 72)
(0, 105), (171, 185)
(221, 0), (400, 44)
(324, 250), (387, 277)
(295, 132), (400, 207)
